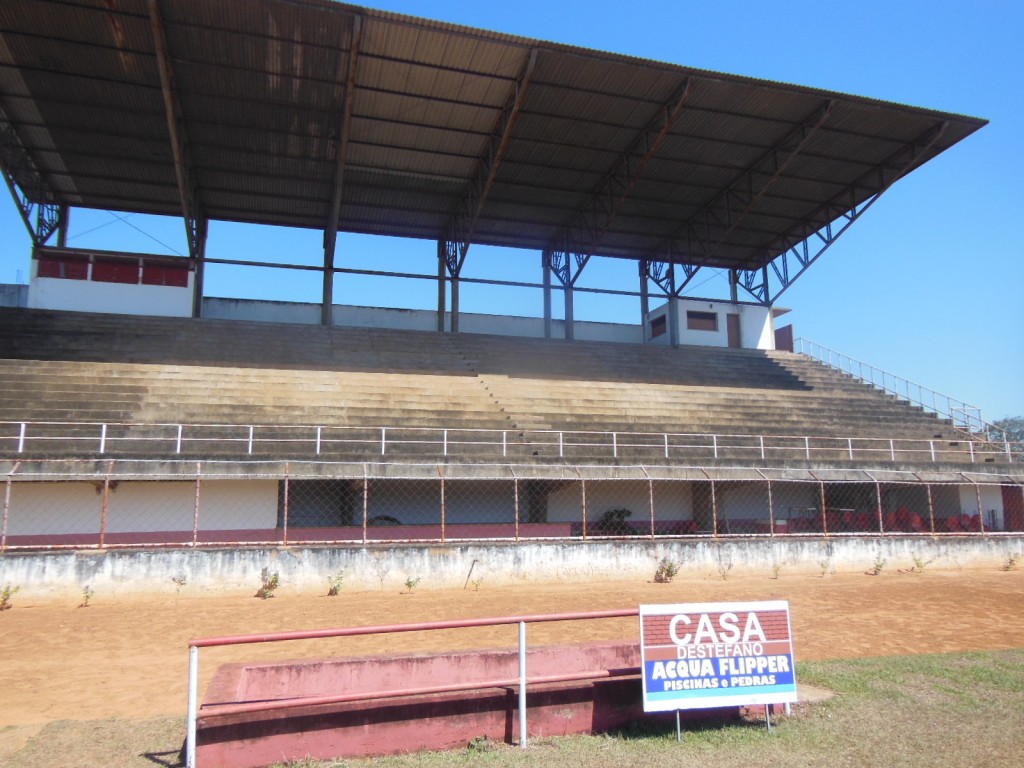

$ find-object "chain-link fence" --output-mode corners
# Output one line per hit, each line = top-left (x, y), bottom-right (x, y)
(2, 461), (1021, 551)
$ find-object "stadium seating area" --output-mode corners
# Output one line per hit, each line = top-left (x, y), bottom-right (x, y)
(0, 307), (999, 466)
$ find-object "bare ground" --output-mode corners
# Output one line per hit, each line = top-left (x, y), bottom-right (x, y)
(0, 567), (1022, 765)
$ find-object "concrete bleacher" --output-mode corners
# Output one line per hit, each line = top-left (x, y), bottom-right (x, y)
(0, 307), (997, 466)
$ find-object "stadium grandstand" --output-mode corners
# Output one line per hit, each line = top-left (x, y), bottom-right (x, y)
(1, 0), (1021, 591)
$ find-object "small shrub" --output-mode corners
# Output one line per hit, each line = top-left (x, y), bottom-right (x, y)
(469, 577), (483, 592)
(0, 583), (19, 611)
(403, 576), (421, 593)
(255, 568), (279, 599)
(654, 558), (679, 583)
(716, 551), (734, 581)
(901, 554), (934, 574)
(818, 558), (832, 577)
(770, 561), (785, 580)
(467, 735), (496, 752)
(171, 575), (187, 595)
(326, 570), (345, 597)
(79, 585), (94, 608)
(593, 508), (637, 536)
(1001, 554), (1020, 572)
(866, 554), (886, 576)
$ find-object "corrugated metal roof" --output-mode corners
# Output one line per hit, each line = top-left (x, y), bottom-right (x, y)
(0, 0), (986, 273)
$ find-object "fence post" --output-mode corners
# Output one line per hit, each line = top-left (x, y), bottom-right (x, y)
(875, 481), (884, 534)
(975, 484), (985, 533)
(513, 476), (520, 542)
(580, 477), (587, 540)
(17, 422), (26, 453)
(98, 460), (114, 549)
(1, 462), (17, 553)
(710, 478), (718, 539)
(282, 462), (290, 545)
(439, 466), (446, 543)
(766, 478), (775, 536)
(648, 475), (656, 539)
(819, 482), (828, 536)
(925, 484), (936, 534)
(192, 462), (202, 548)
(362, 465), (369, 545)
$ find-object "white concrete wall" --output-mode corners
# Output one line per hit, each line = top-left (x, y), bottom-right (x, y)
(646, 299), (774, 349)
(202, 298), (643, 344)
(3, 535), (1022, 599)
(6, 480), (277, 534)
(960, 485), (1005, 530)
(29, 272), (193, 317)
(546, 480), (693, 523)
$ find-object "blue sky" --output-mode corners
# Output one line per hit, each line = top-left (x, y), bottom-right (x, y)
(1, 0), (1021, 420)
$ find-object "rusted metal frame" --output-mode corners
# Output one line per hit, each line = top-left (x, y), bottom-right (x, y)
(0, 102), (65, 246)
(282, 462), (290, 545)
(439, 465), (447, 543)
(148, 0), (207, 317)
(737, 120), (949, 304)
(656, 100), (835, 281)
(443, 48), (538, 272)
(322, 15), (364, 326)
(548, 78), (694, 266)
(641, 466), (656, 539)
(1, 462), (20, 553)
(544, 248), (590, 339)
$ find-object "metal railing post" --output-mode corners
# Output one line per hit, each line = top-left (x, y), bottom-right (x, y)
(186, 644), (199, 768)
(192, 462), (202, 548)
(518, 621), (527, 747)
(176, 424), (183, 454)
(17, 422), (26, 453)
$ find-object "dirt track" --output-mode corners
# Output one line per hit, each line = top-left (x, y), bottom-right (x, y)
(1, 569), (1022, 730)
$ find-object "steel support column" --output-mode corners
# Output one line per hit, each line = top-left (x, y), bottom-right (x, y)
(322, 15), (363, 326)
(437, 241), (447, 332)
(542, 251), (553, 338)
(639, 260), (650, 341)
(149, 0), (207, 317)
(545, 250), (589, 340)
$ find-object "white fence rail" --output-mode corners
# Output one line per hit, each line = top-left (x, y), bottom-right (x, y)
(794, 338), (1007, 442)
(1, 420), (1020, 465)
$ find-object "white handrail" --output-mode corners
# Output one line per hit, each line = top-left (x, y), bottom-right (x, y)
(0, 419), (1018, 464)
(794, 338), (1007, 443)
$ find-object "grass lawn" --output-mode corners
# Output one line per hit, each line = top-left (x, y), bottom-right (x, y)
(4, 650), (1022, 768)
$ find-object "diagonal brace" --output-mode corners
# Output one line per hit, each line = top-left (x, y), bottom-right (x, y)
(443, 48), (538, 275)
(737, 120), (950, 304)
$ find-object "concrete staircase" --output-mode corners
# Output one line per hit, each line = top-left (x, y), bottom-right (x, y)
(0, 307), (996, 465)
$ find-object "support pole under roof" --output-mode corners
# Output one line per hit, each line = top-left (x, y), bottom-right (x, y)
(323, 15), (363, 326)
(148, 0), (207, 317)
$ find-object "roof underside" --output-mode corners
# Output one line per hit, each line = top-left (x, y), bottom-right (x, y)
(0, 0), (986, 274)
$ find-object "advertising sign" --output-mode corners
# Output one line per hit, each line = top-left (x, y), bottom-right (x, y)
(639, 600), (797, 712)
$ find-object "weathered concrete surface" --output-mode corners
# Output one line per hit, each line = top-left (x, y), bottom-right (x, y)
(2, 535), (1022, 600)
(198, 642), (660, 767)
